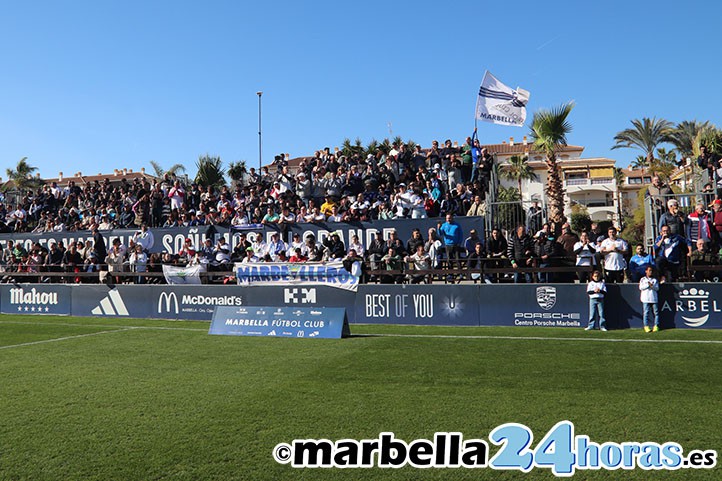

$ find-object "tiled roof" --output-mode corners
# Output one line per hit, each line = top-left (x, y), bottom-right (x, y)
(485, 143), (585, 155)
(43, 171), (157, 186)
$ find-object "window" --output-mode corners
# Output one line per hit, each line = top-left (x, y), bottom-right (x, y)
(628, 177), (643, 184)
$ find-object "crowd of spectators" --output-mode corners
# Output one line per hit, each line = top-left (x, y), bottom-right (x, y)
(0, 137), (495, 236)
(3, 140), (722, 285)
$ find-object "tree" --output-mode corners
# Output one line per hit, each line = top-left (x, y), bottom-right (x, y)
(611, 117), (674, 164)
(699, 128), (722, 156)
(4, 157), (44, 194)
(194, 154), (226, 190)
(341, 138), (364, 159)
(500, 155), (538, 194)
(630, 155), (649, 171)
(365, 140), (379, 157)
(648, 147), (677, 181)
(227, 160), (248, 189)
(669, 120), (714, 159)
(529, 102), (574, 235)
(149, 160), (186, 179)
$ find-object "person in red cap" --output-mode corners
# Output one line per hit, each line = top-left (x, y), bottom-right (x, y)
(178, 238), (196, 265)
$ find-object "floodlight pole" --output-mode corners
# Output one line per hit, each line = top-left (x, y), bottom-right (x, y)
(257, 91), (263, 171)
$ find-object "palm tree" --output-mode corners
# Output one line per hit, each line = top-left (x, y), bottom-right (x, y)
(365, 139), (379, 157)
(500, 155), (538, 194)
(699, 128), (722, 156)
(612, 117), (674, 163)
(340, 137), (364, 159)
(227, 160), (248, 189)
(378, 138), (392, 155)
(194, 154), (226, 190)
(669, 120), (714, 159)
(4, 157), (43, 195)
(630, 155), (650, 171)
(148, 160), (186, 179)
(529, 102), (574, 235)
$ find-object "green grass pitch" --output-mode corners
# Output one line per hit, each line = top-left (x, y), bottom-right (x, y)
(0, 314), (720, 480)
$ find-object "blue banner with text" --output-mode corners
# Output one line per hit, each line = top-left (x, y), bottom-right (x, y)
(209, 306), (349, 339)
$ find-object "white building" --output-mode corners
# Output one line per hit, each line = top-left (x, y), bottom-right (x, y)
(491, 137), (620, 223)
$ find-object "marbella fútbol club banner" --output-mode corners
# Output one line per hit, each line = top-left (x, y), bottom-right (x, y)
(209, 306), (350, 339)
(235, 261), (359, 291)
(0, 216), (485, 256)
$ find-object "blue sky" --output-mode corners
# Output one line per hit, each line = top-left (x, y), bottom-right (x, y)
(1, 1), (720, 179)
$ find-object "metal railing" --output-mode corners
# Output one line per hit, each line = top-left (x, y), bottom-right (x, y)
(644, 191), (713, 248)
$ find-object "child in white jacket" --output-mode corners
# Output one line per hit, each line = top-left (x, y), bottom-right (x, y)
(585, 270), (607, 331)
(639, 266), (660, 332)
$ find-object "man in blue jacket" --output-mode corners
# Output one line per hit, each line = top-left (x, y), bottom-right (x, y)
(438, 213), (463, 270)
(654, 224), (687, 281)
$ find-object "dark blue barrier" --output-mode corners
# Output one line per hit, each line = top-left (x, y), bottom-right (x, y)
(149, 285), (356, 322)
(355, 285), (480, 326)
(70, 285), (152, 318)
(476, 284), (589, 329)
(209, 306), (349, 339)
(0, 284), (71, 315)
(2, 282), (722, 329)
(617, 283), (722, 330)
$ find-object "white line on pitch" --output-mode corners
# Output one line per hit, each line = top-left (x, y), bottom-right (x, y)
(354, 333), (722, 345)
(1, 320), (721, 345)
(0, 320), (207, 332)
(0, 328), (131, 350)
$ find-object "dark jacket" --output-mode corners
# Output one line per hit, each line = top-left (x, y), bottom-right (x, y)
(658, 211), (686, 237)
(507, 233), (533, 263)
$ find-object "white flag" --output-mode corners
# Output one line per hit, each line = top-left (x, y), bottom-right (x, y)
(475, 71), (530, 127)
(162, 264), (204, 285)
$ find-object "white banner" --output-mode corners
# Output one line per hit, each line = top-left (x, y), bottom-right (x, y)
(475, 71), (530, 127)
(162, 264), (204, 285)
(235, 261), (359, 291)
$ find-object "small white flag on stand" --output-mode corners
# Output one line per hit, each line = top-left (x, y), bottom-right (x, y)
(475, 71), (530, 127)
(162, 264), (204, 285)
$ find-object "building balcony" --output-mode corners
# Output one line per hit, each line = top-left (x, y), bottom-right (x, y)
(564, 177), (614, 187)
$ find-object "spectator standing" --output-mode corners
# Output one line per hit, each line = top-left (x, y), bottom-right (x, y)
(573, 231), (597, 283)
(532, 231), (556, 283)
(686, 202), (713, 247)
(658, 199), (686, 238)
(697, 145), (720, 188)
(168, 180), (185, 211)
(526, 201), (543, 234)
(585, 270), (607, 331)
(600, 226), (628, 283)
(645, 176), (674, 222)
(507, 225), (534, 283)
(438, 213), (463, 269)
(709, 199), (722, 247)
(639, 266), (660, 333)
